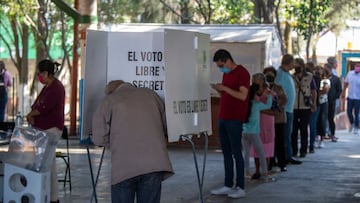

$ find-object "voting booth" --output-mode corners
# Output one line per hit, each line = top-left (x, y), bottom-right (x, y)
(81, 28), (212, 202)
(81, 28), (212, 142)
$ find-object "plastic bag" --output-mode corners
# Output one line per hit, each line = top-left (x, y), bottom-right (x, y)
(4, 126), (60, 172)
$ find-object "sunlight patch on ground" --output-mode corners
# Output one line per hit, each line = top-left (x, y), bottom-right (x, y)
(347, 154), (360, 159)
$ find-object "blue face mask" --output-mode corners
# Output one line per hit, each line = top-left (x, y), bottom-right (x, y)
(220, 67), (231, 74)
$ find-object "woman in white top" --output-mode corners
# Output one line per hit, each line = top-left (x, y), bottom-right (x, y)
(316, 65), (330, 148)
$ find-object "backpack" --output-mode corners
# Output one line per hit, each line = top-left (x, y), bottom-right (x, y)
(0, 73), (6, 98)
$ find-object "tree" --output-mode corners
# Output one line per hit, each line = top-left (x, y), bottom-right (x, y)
(160, 0), (254, 24)
(253, 0), (275, 23)
(291, 0), (331, 61)
(0, 0), (73, 114)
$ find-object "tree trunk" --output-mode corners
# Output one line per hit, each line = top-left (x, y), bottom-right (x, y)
(253, 0), (261, 23)
(275, 0), (285, 55)
(180, 0), (190, 24)
(284, 21), (292, 54)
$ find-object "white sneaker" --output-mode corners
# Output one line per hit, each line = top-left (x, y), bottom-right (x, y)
(315, 141), (321, 148)
(319, 141), (325, 148)
(210, 186), (233, 195)
(354, 128), (358, 134)
(227, 187), (246, 198)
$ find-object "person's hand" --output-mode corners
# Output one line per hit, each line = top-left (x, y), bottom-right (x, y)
(214, 83), (226, 91)
(311, 104), (317, 112)
(341, 91), (346, 99)
(26, 114), (35, 125)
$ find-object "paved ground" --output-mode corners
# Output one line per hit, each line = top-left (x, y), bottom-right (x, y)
(2, 129), (360, 203)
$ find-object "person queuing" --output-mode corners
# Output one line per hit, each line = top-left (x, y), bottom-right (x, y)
(26, 59), (65, 203)
(316, 66), (330, 148)
(92, 80), (174, 203)
(307, 63), (321, 153)
(264, 67), (288, 172)
(210, 49), (250, 199)
(342, 63), (360, 134)
(274, 54), (302, 165)
(324, 63), (342, 141)
(242, 73), (273, 180)
(291, 58), (317, 158)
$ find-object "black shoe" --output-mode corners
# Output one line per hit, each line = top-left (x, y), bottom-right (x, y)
(280, 167), (287, 172)
(309, 149), (315, 153)
(299, 153), (306, 158)
(251, 173), (261, 180)
(287, 158), (302, 165)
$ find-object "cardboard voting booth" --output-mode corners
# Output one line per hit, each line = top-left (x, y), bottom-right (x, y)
(81, 29), (212, 142)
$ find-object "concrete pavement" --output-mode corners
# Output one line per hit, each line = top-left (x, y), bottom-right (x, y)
(51, 129), (360, 203)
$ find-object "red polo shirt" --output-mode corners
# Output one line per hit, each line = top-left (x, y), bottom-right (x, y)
(219, 65), (250, 121)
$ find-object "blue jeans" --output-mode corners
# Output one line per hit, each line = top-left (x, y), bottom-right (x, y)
(309, 108), (320, 150)
(347, 98), (360, 128)
(218, 119), (244, 189)
(111, 172), (162, 203)
(0, 93), (8, 122)
(285, 112), (293, 160)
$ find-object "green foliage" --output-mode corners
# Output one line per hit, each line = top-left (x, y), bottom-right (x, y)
(98, 0), (143, 23)
(289, 0), (331, 40)
(326, 0), (360, 35)
(211, 0), (255, 24)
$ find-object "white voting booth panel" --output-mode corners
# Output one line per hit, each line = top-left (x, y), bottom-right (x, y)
(164, 29), (212, 139)
(82, 29), (212, 142)
(110, 24), (282, 84)
(3, 163), (50, 203)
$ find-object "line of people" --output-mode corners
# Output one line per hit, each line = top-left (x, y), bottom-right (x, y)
(210, 49), (351, 199)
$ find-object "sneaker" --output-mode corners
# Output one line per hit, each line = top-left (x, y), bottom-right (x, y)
(309, 148), (315, 153)
(261, 175), (276, 183)
(353, 128), (358, 135)
(349, 125), (354, 133)
(319, 141), (325, 148)
(211, 186), (233, 195)
(227, 187), (246, 198)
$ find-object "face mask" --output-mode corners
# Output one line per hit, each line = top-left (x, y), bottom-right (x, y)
(250, 84), (260, 92)
(266, 75), (275, 83)
(355, 66), (360, 73)
(38, 74), (45, 84)
(295, 67), (302, 74)
(220, 67), (231, 74)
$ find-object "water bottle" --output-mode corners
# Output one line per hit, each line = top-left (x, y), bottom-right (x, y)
(15, 112), (22, 127)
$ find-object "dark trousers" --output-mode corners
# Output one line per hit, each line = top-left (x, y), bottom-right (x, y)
(111, 172), (162, 203)
(328, 101), (336, 136)
(317, 102), (328, 137)
(275, 123), (286, 168)
(218, 119), (244, 189)
(0, 93), (8, 122)
(292, 109), (312, 155)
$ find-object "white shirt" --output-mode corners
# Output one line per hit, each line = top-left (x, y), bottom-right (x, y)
(345, 70), (360, 100)
(319, 79), (330, 104)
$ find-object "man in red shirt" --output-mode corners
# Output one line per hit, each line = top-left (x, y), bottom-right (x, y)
(210, 49), (250, 198)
